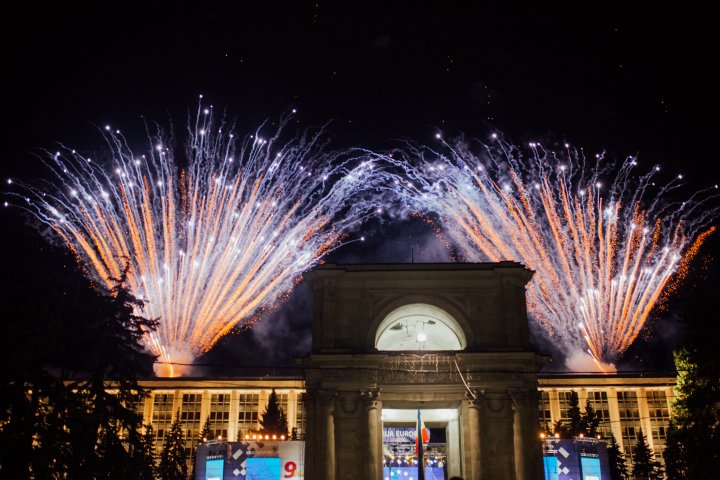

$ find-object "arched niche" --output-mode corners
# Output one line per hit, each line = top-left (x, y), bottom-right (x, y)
(375, 303), (467, 351)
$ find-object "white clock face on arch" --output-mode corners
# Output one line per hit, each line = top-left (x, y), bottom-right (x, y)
(375, 303), (466, 351)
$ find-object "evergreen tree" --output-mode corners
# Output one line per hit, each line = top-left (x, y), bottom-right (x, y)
(279, 409), (289, 438)
(566, 390), (583, 437)
(556, 394), (600, 439)
(190, 416), (213, 480)
(259, 388), (288, 436)
(65, 267), (159, 478)
(663, 423), (687, 479)
(131, 424), (157, 480)
(551, 419), (570, 439)
(95, 423), (133, 480)
(158, 410), (188, 480)
(631, 429), (663, 480)
(606, 433), (629, 480)
(199, 415), (213, 442)
(581, 399), (600, 437)
(665, 345), (720, 479)
(663, 245), (720, 479)
(0, 225), (158, 479)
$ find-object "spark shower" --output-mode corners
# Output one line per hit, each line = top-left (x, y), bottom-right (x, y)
(378, 134), (718, 372)
(11, 103), (377, 376)
(8, 105), (719, 374)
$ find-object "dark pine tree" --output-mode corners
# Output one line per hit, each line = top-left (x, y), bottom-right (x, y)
(631, 429), (663, 480)
(663, 235), (720, 480)
(566, 391), (583, 437)
(279, 409), (289, 438)
(131, 424), (157, 480)
(95, 423), (133, 480)
(259, 388), (289, 437)
(199, 415), (213, 442)
(581, 399), (600, 437)
(606, 433), (629, 480)
(663, 422), (687, 480)
(65, 266), (159, 478)
(190, 416), (213, 480)
(158, 410), (188, 480)
(551, 419), (570, 439)
(0, 221), (158, 479)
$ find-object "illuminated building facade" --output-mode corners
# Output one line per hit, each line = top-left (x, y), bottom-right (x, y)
(539, 374), (674, 471)
(134, 263), (673, 479)
(135, 374), (674, 477)
(136, 377), (306, 460)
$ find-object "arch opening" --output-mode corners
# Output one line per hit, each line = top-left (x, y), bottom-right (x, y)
(375, 303), (467, 351)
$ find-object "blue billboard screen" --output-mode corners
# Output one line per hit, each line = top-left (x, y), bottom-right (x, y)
(543, 455), (559, 480)
(205, 458), (224, 480)
(245, 457), (281, 480)
(581, 456), (602, 480)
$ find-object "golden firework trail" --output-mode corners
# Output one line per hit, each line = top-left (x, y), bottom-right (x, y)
(378, 134), (719, 371)
(10, 102), (377, 376)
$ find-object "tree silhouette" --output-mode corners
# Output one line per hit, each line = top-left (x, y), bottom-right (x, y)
(158, 410), (188, 480)
(259, 388), (288, 437)
(663, 423), (686, 479)
(0, 225), (158, 479)
(631, 429), (663, 480)
(581, 399), (600, 437)
(96, 422), (133, 479)
(566, 391), (583, 437)
(190, 415), (213, 480)
(551, 392), (600, 439)
(131, 424), (157, 480)
(605, 433), (629, 480)
(551, 419), (570, 439)
(279, 409), (288, 437)
(662, 240), (720, 479)
(199, 415), (213, 442)
(65, 266), (159, 478)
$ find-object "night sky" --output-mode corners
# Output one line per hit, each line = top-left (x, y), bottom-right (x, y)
(4, 2), (719, 375)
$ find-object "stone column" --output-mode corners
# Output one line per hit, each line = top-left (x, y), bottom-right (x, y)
(607, 387), (624, 451)
(287, 390), (298, 435)
(305, 387), (335, 480)
(362, 389), (382, 480)
(511, 389), (543, 480)
(466, 390), (483, 480)
(302, 390), (318, 477)
(447, 414), (462, 478)
(228, 390), (239, 441)
(200, 390), (211, 438)
(637, 387), (656, 452)
(320, 391), (336, 480)
(480, 391), (515, 479)
(512, 398), (525, 480)
(142, 391), (154, 427)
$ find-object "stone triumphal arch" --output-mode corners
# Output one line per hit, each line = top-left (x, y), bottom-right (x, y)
(298, 263), (546, 480)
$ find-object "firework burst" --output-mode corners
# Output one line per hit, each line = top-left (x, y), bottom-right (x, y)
(377, 133), (719, 371)
(9, 102), (377, 376)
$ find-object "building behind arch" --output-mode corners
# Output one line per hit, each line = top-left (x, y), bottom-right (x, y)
(134, 263), (675, 479)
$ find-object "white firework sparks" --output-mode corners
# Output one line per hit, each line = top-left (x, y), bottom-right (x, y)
(9, 102), (378, 376)
(375, 133), (719, 372)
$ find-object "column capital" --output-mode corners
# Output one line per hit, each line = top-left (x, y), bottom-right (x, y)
(466, 388), (485, 409)
(317, 390), (337, 412)
(360, 388), (381, 409)
(509, 387), (539, 411)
